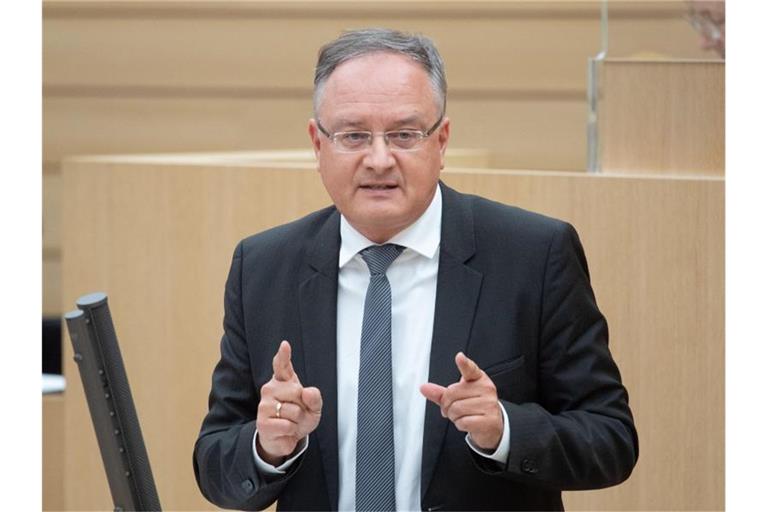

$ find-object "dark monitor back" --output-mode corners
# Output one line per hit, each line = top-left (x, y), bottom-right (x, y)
(64, 292), (162, 512)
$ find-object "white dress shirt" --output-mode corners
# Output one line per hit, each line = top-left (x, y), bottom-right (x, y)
(253, 187), (510, 510)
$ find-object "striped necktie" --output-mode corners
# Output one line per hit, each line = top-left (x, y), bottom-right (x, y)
(356, 243), (404, 511)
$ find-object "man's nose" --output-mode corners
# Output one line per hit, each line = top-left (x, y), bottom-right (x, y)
(363, 134), (396, 172)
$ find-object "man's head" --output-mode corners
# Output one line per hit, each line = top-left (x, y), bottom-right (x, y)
(313, 28), (447, 119)
(309, 29), (450, 244)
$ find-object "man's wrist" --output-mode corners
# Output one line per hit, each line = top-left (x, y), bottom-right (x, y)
(256, 437), (287, 467)
(465, 401), (510, 464)
(252, 430), (309, 475)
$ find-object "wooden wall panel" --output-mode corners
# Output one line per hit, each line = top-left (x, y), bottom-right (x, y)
(43, 0), (715, 171)
(43, 172), (61, 252)
(43, 0), (720, 324)
(449, 98), (588, 169)
(43, 95), (587, 170)
(42, 1), (712, 92)
(44, 13), (600, 92)
(43, 394), (65, 511)
(43, 96), (315, 165)
(43, 254), (62, 317)
(62, 157), (723, 510)
(600, 60), (725, 175)
(44, 171), (63, 316)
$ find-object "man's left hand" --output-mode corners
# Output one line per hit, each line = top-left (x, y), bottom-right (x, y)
(420, 352), (504, 451)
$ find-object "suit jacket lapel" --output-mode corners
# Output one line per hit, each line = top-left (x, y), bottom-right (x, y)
(298, 210), (341, 508)
(421, 183), (483, 498)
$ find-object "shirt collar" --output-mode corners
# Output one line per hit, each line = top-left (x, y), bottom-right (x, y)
(339, 186), (442, 268)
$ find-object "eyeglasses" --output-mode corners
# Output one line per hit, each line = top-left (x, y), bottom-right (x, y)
(685, 9), (724, 43)
(316, 116), (443, 153)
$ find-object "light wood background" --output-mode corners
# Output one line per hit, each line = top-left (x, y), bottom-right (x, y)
(43, 0), (719, 318)
(60, 156), (723, 511)
(600, 59), (725, 175)
(43, 394), (65, 511)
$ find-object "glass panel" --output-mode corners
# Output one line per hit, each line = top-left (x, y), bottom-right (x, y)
(606, 0), (725, 60)
(587, 0), (724, 173)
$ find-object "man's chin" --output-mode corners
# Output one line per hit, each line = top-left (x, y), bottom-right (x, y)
(357, 203), (404, 221)
(346, 207), (412, 242)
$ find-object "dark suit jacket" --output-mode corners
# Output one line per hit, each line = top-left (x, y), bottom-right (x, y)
(193, 183), (638, 511)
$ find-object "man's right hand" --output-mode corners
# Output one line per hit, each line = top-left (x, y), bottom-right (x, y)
(256, 340), (323, 466)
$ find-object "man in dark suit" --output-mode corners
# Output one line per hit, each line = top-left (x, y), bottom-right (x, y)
(194, 28), (638, 511)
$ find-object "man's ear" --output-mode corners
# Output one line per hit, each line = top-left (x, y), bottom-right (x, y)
(438, 117), (451, 170)
(308, 119), (322, 158)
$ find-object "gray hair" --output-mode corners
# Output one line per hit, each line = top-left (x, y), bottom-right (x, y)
(313, 28), (447, 118)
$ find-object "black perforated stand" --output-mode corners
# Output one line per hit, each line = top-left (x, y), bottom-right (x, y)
(65, 292), (162, 512)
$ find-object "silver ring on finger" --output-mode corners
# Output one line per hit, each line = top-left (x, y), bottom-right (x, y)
(275, 401), (283, 419)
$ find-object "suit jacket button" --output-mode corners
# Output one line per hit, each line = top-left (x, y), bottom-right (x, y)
(241, 479), (254, 493)
(521, 458), (538, 474)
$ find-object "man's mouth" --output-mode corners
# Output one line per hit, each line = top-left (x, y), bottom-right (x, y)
(360, 184), (398, 190)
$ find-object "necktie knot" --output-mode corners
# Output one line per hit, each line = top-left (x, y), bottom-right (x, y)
(360, 244), (404, 276)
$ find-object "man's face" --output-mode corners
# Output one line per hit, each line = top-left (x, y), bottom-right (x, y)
(309, 52), (450, 243)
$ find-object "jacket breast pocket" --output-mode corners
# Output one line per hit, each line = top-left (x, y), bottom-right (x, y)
(484, 355), (526, 401)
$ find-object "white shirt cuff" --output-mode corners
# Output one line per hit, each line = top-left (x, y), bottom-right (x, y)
(252, 429), (309, 474)
(465, 401), (510, 465)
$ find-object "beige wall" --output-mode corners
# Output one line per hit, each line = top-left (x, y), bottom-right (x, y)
(60, 156), (723, 510)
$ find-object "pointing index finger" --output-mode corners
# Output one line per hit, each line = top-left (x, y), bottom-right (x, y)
(455, 352), (483, 382)
(273, 340), (296, 382)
